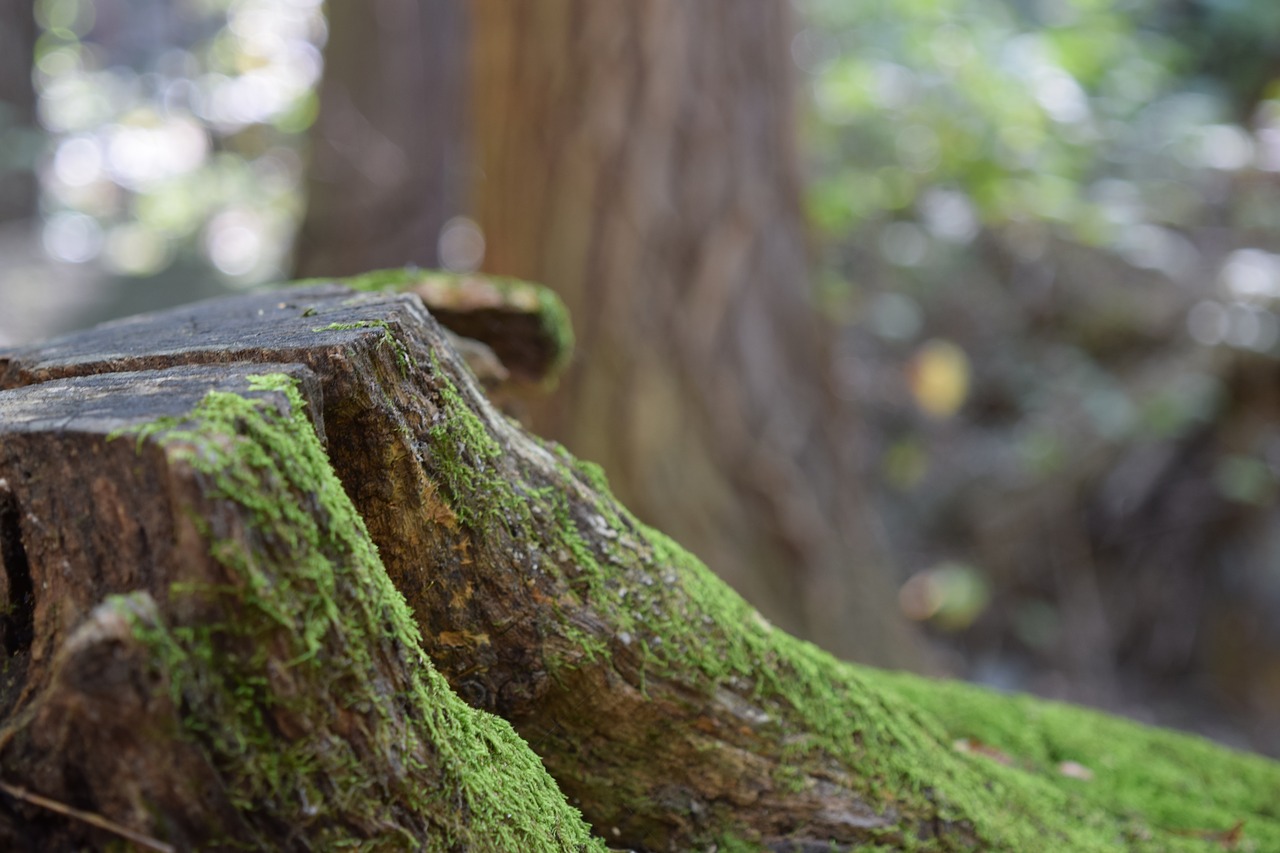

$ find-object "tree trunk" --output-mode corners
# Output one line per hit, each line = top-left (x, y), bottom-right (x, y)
(0, 0), (38, 224)
(468, 0), (921, 667)
(1, 275), (1276, 851)
(293, 0), (469, 276)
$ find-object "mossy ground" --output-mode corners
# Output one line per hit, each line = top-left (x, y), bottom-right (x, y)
(875, 670), (1280, 850)
(115, 374), (603, 851)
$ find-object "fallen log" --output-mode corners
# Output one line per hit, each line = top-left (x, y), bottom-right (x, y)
(0, 270), (1276, 851)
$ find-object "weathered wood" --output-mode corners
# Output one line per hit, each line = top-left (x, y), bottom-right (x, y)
(292, 268), (575, 387)
(406, 271), (573, 384)
(1, 280), (1279, 851)
(0, 363), (600, 851)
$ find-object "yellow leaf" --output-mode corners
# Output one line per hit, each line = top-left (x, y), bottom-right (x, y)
(908, 339), (970, 418)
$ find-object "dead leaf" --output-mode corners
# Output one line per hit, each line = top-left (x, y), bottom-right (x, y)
(1170, 819), (1245, 850)
(953, 737), (1015, 766)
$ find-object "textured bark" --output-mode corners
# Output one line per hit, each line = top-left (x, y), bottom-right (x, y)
(0, 359), (600, 851)
(469, 0), (923, 667)
(293, 0), (469, 275)
(2, 280), (1277, 851)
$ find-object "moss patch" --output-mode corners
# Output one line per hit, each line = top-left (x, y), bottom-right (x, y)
(873, 670), (1280, 850)
(115, 374), (602, 851)
(529, 281), (575, 377)
(424, 360), (532, 532)
(624, 521), (1280, 851)
(611, 510), (1280, 850)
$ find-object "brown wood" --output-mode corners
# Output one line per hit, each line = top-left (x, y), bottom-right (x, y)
(294, 0), (469, 275)
(2, 286), (940, 848)
(291, 0), (922, 667)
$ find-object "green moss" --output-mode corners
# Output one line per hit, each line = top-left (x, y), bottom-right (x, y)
(712, 833), (770, 853)
(114, 373), (603, 851)
(623, 522), (1280, 851)
(874, 671), (1280, 850)
(425, 362), (533, 532)
(315, 268), (427, 293)
(636, 520), (1280, 850)
(312, 320), (415, 377)
(438, 421), (1280, 850)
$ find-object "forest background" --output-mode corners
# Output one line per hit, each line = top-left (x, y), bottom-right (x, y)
(2, 0), (1280, 759)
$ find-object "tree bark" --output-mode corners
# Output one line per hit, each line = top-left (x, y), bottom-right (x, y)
(1, 276), (1277, 851)
(294, 0), (469, 276)
(0, 359), (599, 851)
(468, 0), (923, 667)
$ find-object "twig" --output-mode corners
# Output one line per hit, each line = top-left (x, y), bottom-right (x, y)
(0, 779), (175, 852)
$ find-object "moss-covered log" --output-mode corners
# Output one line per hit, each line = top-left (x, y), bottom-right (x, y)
(1, 270), (1278, 851)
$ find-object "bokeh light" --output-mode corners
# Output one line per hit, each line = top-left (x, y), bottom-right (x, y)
(33, 0), (327, 285)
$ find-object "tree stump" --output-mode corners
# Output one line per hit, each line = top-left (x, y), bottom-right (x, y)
(0, 272), (1277, 851)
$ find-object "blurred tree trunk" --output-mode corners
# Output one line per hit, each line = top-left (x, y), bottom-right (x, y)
(469, 1), (922, 667)
(294, 0), (468, 275)
(296, 0), (923, 667)
(0, 0), (38, 224)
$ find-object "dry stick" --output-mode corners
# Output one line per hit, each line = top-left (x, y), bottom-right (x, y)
(0, 780), (175, 853)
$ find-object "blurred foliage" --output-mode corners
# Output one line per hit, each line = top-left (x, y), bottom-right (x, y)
(801, 0), (1280, 243)
(797, 0), (1280, 555)
(798, 0), (1280, 748)
(32, 0), (323, 283)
